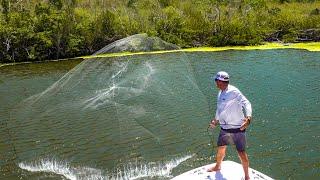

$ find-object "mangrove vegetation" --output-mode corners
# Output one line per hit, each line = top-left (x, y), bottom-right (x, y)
(0, 0), (320, 63)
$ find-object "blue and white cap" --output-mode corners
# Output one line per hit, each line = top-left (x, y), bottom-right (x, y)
(215, 71), (230, 82)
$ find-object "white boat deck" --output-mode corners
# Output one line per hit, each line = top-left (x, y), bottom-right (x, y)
(171, 160), (274, 180)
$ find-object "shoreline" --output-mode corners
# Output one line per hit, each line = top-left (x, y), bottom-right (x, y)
(1, 42), (319, 67)
(82, 42), (320, 59)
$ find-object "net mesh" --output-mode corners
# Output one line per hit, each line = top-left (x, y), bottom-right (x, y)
(9, 34), (210, 171)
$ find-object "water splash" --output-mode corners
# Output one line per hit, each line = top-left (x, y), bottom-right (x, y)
(113, 154), (193, 179)
(19, 154), (193, 180)
(19, 158), (77, 180)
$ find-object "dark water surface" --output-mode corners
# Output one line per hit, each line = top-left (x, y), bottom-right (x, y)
(0, 50), (319, 180)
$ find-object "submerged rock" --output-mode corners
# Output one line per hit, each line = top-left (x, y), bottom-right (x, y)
(93, 34), (180, 55)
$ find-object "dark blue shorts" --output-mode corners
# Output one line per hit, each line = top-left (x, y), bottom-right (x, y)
(217, 128), (246, 152)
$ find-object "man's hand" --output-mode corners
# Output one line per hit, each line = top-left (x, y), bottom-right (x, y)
(240, 116), (251, 131)
(209, 119), (219, 128)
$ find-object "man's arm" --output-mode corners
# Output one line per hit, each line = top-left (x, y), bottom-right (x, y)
(235, 89), (252, 130)
(240, 116), (251, 131)
(235, 90), (252, 117)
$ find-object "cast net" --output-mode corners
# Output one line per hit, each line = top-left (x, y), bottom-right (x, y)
(9, 34), (211, 179)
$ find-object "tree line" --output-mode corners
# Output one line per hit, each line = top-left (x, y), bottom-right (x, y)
(0, 0), (319, 63)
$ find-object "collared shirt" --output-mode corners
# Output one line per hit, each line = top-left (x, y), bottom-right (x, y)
(215, 84), (252, 129)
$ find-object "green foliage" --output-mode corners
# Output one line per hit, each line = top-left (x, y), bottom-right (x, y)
(49, 0), (63, 10)
(155, 6), (185, 45)
(0, 0), (320, 63)
(208, 18), (262, 46)
(1, 0), (9, 21)
(310, 8), (320, 15)
(159, 0), (172, 7)
(0, 9), (35, 62)
(113, 7), (139, 37)
(268, 7), (281, 15)
(91, 10), (117, 50)
(282, 30), (298, 43)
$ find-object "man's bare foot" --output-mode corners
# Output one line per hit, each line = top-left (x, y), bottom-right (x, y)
(244, 176), (250, 180)
(207, 165), (221, 172)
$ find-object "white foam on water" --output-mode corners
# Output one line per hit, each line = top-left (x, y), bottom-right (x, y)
(19, 158), (77, 180)
(19, 158), (106, 180)
(18, 154), (193, 180)
(115, 154), (193, 180)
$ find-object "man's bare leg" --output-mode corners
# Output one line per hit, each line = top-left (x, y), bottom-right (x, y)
(207, 146), (227, 172)
(238, 150), (250, 180)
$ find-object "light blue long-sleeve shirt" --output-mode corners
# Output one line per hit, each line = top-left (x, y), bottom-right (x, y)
(215, 84), (252, 129)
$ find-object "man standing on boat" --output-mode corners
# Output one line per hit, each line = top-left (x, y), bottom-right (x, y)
(208, 71), (252, 180)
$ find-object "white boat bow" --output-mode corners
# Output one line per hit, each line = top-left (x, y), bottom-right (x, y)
(171, 160), (274, 180)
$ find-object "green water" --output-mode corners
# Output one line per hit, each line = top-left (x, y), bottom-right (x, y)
(0, 50), (319, 179)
